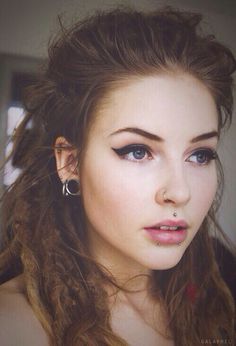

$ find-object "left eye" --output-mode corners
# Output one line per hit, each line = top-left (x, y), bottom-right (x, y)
(187, 149), (217, 165)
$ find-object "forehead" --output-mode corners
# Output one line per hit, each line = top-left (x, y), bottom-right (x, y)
(92, 73), (218, 138)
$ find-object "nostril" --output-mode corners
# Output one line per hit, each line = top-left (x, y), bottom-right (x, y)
(156, 186), (191, 206)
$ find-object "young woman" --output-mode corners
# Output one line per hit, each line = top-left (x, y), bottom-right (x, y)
(0, 7), (235, 346)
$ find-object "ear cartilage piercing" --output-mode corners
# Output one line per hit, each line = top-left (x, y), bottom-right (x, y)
(55, 145), (62, 154)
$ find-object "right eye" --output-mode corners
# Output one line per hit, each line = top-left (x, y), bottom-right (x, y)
(112, 144), (153, 162)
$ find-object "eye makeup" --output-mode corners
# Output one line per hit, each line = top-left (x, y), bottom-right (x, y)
(112, 144), (152, 161)
(187, 148), (218, 165)
(112, 143), (218, 166)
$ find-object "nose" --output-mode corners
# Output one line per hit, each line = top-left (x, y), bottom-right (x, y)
(155, 163), (191, 207)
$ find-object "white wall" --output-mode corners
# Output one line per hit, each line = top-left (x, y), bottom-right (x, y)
(0, 0), (235, 241)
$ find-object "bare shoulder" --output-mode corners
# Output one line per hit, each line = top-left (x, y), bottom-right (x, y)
(0, 275), (50, 346)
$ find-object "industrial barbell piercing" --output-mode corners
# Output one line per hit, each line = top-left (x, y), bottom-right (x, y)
(54, 144), (63, 154)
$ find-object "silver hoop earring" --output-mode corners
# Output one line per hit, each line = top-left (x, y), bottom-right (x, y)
(62, 179), (80, 196)
(173, 211), (177, 217)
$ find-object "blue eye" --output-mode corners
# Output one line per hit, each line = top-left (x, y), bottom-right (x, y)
(187, 148), (217, 165)
(112, 144), (152, 162)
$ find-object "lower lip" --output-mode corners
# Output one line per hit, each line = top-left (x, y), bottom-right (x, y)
(144, 228), (187, 244)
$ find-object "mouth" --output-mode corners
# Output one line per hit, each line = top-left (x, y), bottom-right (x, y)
(144, 219), (189, 231)
(144, 219), (189, 244)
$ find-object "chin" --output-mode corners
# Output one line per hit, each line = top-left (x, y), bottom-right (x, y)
(147, 248), (185, 271)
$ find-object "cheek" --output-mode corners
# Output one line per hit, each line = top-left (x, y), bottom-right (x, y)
(80, 156), (145, 233)
(190, 166), (218, 220)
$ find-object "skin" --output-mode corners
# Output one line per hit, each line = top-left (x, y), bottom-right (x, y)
(0, 72), (217, 346)
(55, 72), (218, 285)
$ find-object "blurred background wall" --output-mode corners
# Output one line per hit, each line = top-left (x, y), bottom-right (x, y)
(0, 0), (235, 241)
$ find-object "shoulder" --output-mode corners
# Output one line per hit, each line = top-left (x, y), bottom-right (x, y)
(0, 275), (50, 346)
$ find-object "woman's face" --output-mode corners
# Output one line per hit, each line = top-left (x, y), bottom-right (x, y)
(79, 73), (218, 276)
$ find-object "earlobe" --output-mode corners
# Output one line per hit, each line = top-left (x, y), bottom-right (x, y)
(54, 137), (79, 182)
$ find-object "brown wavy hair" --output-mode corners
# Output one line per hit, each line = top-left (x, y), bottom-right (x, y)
(0, 6), (235, 346)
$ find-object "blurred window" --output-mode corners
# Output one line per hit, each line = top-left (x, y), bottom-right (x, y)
(0, 55), (42, 193)
(3, 72), (36, 187)
(4, 106), (24, 186)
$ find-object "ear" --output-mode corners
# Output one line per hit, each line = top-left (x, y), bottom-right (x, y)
(54, 137), (79, 182)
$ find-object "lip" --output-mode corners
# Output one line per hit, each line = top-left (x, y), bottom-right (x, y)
(144, 219), (189, 245)
(144, 219), (189, 229)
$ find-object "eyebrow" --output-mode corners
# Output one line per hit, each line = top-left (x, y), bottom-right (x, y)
(110, 127), (163, 142)
(190, 131), (219, 143)
(110, 127), (219, 143)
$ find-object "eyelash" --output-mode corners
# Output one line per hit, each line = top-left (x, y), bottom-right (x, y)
(187, 148), (218, 165)
(112, 144), (218, 165)
(112, 144), (152, 162)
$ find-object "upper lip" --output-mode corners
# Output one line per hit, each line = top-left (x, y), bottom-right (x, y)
(145, 219), (189, 229)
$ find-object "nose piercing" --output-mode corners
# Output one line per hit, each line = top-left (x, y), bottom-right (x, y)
(163, 191), (168, 201)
